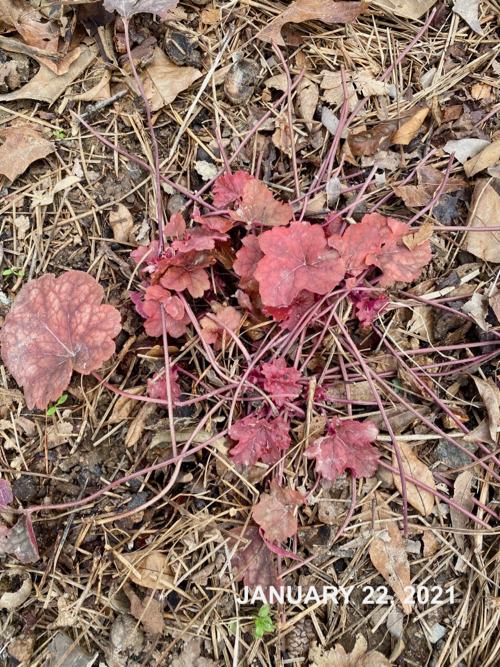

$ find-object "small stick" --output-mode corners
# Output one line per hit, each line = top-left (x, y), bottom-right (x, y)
(75, 89), (128, 122)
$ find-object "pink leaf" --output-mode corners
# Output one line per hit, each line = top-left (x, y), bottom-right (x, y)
(0, 271), (122, 410)
(229, 415), (291, 466)
(158, 250), (213, 298)
(0, 479), (13, 507)
(260, 358), (302, 407)
(142, 285), (189, 338)
(131, 240), (160, 267)
(192, 211), (234, 233)
(0, 516), (39, 564)
(304, 417), (380, 481)
(262, 290), (315, 330)
(227, 525), (282, 596)
(328, 213), (431, 287)
(252, 479), (305, 542)
(229, 179), (294, 227)
(254, 221), (346, 307)
(103, 0), (179, 19)
(233, 235), (263, 292)
(163, 212), (186, 238)
(200, 306), (241, 351)
(172, 227), (228, 254)
(148, 366), (182, 403)
(350, 291), (389, 327)
(213, 171), (254, 208)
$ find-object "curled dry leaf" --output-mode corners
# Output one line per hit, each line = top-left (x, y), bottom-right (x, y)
(125, 401), (157, 448)
(348, 123), (396, 157)
(471, 376), (500, 441)
(117, 551), (174, 589)
(123, 583), (165, 635)
(450, 471), (475, 550)
(0, 124), (55, 182)
(0, 569), (32, 611)
(390, 108), (429, 145)
(309, 634), (393, 667)
(391, 440), (435, 516)
(252, 479), (305, 542)
(256, 0), (365, 46)
(0, 0), (60, 53)
(443, 138), (490, 165)
(369, 492), (412, 614)
(1, 271), (122, 410)
(109, 204), (134, 243)
(464, 141), (500, 177)
(465, 179), (500, 263)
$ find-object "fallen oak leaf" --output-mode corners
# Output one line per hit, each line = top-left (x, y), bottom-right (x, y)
(309, 634), (393, 666)
(471, 375), (500, 441)
(465, 179), (500, 263)
(370, 0), (434, 19)
(256, 0), (365, 46)
(229, 179), (294, 228)
(0, 124), (55, 182)
(402, 221), (434, 251)
(0, 271), (122, 410)
(252, 479), (305, 542)
(140, 47), (202, 112)
(255, 221), (345, 308)
(463, 140), (500, 177)
(229, 415), (291, 466)
(304, 417), (379, 480)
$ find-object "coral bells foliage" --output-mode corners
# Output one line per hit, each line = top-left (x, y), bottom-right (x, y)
(304, 418), (380, 481)
(228, 415), (291, 466)
(252, 479), (305, 542)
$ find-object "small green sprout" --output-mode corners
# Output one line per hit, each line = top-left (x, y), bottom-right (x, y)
(46, 394), (68, 416)
(52, 128), (65, 140)
(2, 268), (25, 277)
(254, 604), (275, 639)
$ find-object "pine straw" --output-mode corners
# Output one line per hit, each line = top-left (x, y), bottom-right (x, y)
(1, 1), (500, 666)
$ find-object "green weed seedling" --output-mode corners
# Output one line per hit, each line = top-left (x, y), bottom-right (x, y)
(47, 394), (68, 416)
(254, 604), (275, 639)
(3, 268), (25, 277)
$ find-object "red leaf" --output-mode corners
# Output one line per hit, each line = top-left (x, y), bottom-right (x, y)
(252, 479), (305, 542)
(148, 366), (182, 403)
(0, 516), (39, 564)
(229, 415), (291, 466)
(0, 479), (13, 507)
(0, 271), (122, 410)
(261, 358), (302, 407)
(142, 285), (189, 338)
(213, 171), (254, 208)
(350, 292), (389, 327)
(233, 235), (263, 292)
(163, 212), (186, 238)
(304, 417), (379, 481)
(229, 180), (294, 228)
(192, 211), (234, 233)
(172, 227), (228, 253)
(131, 240), (160, 268)
(254, 221), (345, 307)
(328, 213), (431, 287)
(227, 525), (282, 595)
(200, 306), (241, 351)
(158, 250), (212, 298)
(262, 290), (315, 330)
(103, 0), (179, 19)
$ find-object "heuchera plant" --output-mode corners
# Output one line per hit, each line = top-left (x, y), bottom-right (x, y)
(1, 1), (479, 596)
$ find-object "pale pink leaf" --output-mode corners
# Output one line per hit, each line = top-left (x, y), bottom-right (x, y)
(252, 479), (305, 542)
(229, 415), (291, 466)
(0, 479), (13, 507)
(260, 358), (302, 407)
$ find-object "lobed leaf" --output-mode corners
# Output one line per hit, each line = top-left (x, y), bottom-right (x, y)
(0, 271), (122, 410)
(260, 358), (302, 407)
(229, 415), (291, 466)
(103, 0), (179, 20)
(252, 479), (305, 542)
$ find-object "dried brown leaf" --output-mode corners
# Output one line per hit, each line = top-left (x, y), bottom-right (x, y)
(465, 179), (500, 262)
(309, 634), (393, 667)
(123, 583), (165, 635)
(471, 376), (500, 441)
(370, 0), (435, 19)
(125, 401), (157, 448)
(298, 77), (319, 125)
(450, 471), (474, 549)
(452, 0), (483, 35)
(117, 551), (174, 589)
(391, 108), (429, 145)
(0, 124), (54, 182)
(464, 141), (500, 177)
(403, 222), (434, 250)
(109, 204), (134, 243)
(392, 441), (435, 515)
(369, 493), (412, 614)
(141, 47), (202, 112)
(256, 0), (365, 46)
